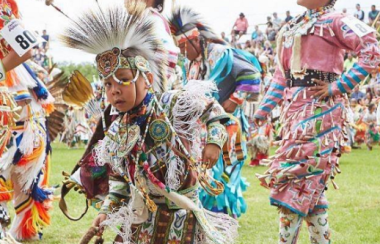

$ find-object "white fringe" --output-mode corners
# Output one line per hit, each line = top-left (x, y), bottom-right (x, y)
(13, 65), (38, 89)
(0, 141), (17, 172)
(18, 121), (36, 156)
(290, 34), (302, 74)
(165, 150), (185, 191)
(14, 137), (47, 191)
(276, 27), (286, 77)
(254, 136), (270, 153)
(94, 138), (124, 170)
(0, 232), (22, 244)
(203, 210), (239, 244)
(102, 192), (136, 244)
(190, 128), (203, 161)
(172, 80), (217, 142)
(93, 141), (108, 167)
(251, 135), (270, 155)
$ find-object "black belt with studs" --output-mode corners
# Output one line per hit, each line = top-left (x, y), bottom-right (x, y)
(285, 70), (339, 88)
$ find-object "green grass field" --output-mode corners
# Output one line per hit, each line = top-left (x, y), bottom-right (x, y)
(25, 143), (380, 244)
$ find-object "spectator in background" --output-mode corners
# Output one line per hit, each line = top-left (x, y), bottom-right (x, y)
(254, 42), (264, 57)
(263, 40), (273, 56)
(232, 12), (249, 36)
(251, 25), (264, 46)
(363, 103), (379, 150)
(230, 35), (238, 48)
(266, 16), (272, 25)
(33, 31), (40, 50)
(33, 48), (45, 66)
(369, 5), (379, 25)
(41, 30), (50, 50)
(37, 70), (48, 83)
(351, 85), (366, 101)
(365, 89), (373, 105)
(251, 25), (258, 42)
(221, 32), (230, 43)
(369, 67), (380, 89)
(342, 8), (347, 14)
(266, 22), (276, 42)
(236, 42), (243, 50)
(244, 40), (255, 54)
(256, 27), (265, 44)
(354, 4), (365, 21)
(43, 48), (51, 70)
(344, 52), (357, 72)
(285, 11), (293, 23)
(272, 12), (282, 30)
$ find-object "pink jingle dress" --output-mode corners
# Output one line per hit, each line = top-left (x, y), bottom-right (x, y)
(254, 11), (380, 216)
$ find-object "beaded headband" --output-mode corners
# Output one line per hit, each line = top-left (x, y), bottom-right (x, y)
(95, 47), (151, 85)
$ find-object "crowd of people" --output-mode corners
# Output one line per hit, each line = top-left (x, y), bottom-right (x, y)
(32, 30), (51, 71)
(226, 4), (380, 71)
(0, 0), (379, 243)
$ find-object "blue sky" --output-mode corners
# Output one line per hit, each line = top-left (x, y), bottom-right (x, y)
(18, 0), (378, 63)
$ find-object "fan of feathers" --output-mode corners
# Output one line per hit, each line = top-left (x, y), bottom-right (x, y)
(46, 70), (93, 141)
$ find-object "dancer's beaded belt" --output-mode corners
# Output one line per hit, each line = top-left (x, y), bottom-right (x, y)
(285, 70), (339, 87)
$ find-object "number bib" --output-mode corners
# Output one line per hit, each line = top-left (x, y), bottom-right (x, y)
(0, 19), (44, 57)
(342, 16), (375, 38)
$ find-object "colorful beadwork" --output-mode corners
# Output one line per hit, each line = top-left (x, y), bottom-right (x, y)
(149, 119), (171, 142)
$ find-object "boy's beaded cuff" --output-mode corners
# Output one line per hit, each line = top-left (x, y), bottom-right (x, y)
(206, 122), (228, 149)
(99, 196), (113, 214)
(99, 194), (124, 214)
(99, 178), (131, 214)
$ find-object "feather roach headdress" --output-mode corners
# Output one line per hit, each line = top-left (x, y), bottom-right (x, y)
(60, 0), (167, 93)
(168, 6), (226, 45)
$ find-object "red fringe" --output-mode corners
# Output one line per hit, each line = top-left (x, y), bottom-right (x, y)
(20, 208), (36, 240)
(0, 180), (12, 202)
(19, 201), (51, 240)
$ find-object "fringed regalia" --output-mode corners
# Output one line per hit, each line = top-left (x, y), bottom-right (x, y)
(254, 2), (380, 243)
(0, 0), (55, 240)
(169, 6), (262, 218)
(59, 1), (238, 243)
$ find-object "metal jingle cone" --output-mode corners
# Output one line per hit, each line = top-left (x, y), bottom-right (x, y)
(328, 24), (335, 36)
(295, 146), (302, 158)
(278, 184), (288, 192)
(331, 180), (339, 190)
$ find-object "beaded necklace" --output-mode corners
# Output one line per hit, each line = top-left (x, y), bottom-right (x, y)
(283, 4), (334, 48)
(106, 90), (157, 212)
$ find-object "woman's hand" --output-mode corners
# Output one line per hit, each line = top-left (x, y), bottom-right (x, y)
(309, 79), (331, 100)
(93, 213), (107, 236)
(202, 144), (221, 169)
